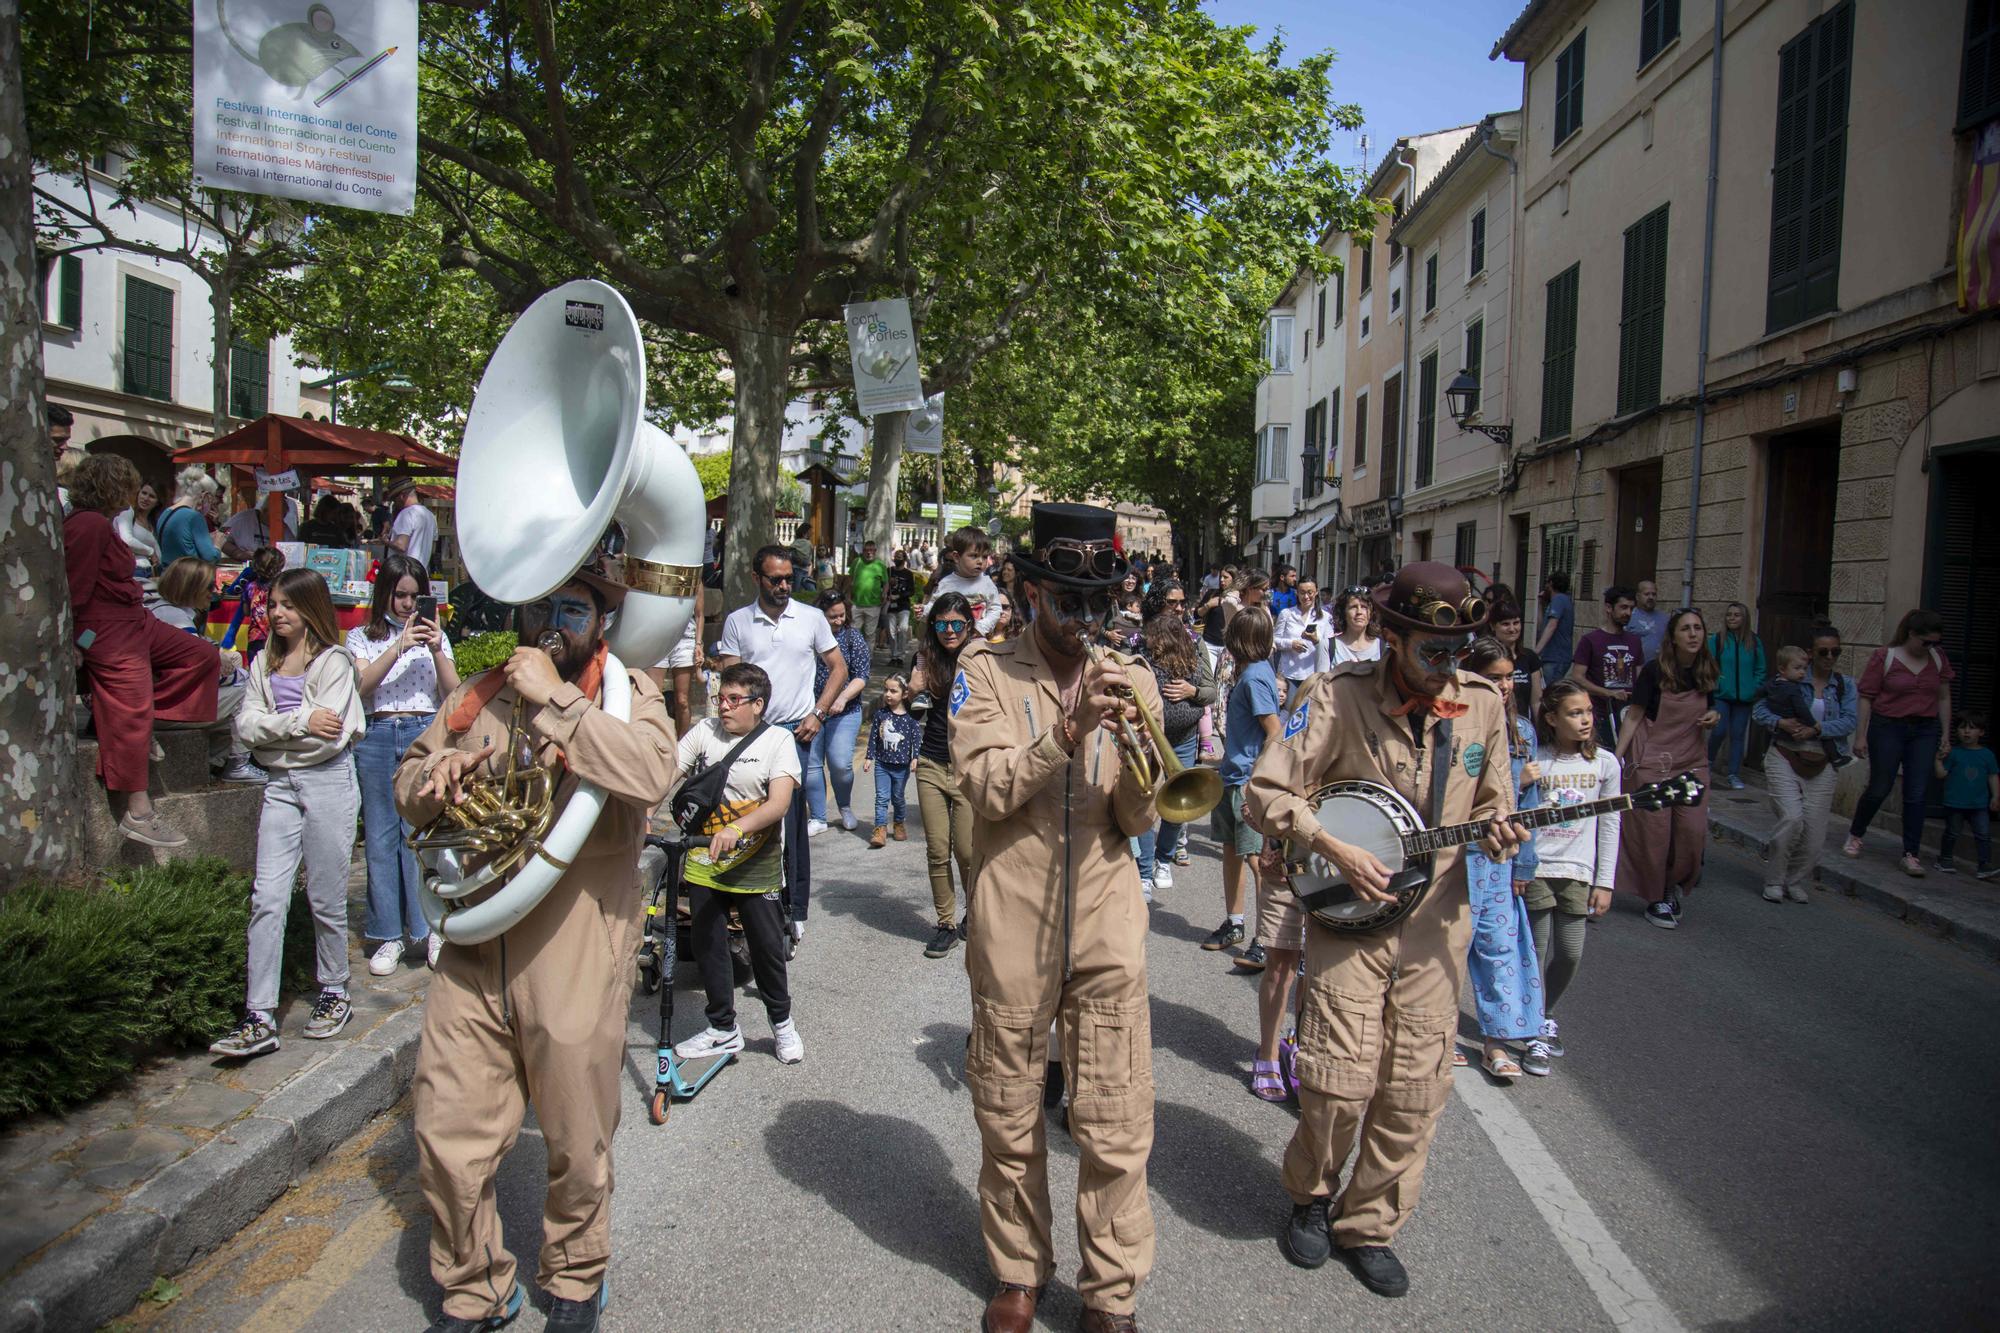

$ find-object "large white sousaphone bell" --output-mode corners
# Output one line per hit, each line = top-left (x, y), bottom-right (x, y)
(412, 280), (706, 944)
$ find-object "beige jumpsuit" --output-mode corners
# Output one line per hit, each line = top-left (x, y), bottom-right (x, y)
(950, 631), (1163, 1315)
(395, 668), (677, 1319)
(1245, 661), (1511, 1245)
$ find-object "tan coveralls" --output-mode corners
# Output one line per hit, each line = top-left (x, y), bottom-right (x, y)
(950, 630), (1163, 1315)
(1245, 660), (1511, 1245)
(395, 668), (677, 1318)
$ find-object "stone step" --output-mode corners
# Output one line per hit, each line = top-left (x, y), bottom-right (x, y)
(77, 730), (222, 797)
(67, 762), (266, 874)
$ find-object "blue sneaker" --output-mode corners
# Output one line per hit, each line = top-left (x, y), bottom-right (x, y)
(545, 1279), (609, 1333)
(424, 1281), (524, 1333)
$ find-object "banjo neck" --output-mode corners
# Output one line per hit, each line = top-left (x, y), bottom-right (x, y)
(1404, 793), (1636, 856)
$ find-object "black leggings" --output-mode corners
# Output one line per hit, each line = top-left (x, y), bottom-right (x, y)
(689, 884), (791, 1032)
(1529, 908), (1588, 1015)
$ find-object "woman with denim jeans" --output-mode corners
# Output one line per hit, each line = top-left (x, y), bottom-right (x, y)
(1707, 601), (1765, 790)
(347, 555), (459, 974)
(1131, 580), (1214, 899)
(1846, 608), (1955, 876)
(803, 592), (871, 832)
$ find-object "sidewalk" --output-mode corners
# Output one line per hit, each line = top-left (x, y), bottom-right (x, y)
(0, 865), (432, 1333)
(1705, 780), (2000, 967)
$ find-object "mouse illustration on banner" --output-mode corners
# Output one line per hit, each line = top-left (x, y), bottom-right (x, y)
(215, 0), (358, 96)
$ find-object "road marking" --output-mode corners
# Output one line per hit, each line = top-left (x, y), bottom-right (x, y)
(240, 1197), (402, 1333)
(1454, 1075), (1688, 1332)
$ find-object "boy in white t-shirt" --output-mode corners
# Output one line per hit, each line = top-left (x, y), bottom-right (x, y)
(672, 663), (807, 1066)
(924, 525), (1003, 635)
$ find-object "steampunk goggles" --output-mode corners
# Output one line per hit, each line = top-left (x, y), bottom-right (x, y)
(1040, 537), (1122, 580)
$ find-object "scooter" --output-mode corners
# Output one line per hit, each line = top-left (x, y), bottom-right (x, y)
(636, 827), (735, 1124)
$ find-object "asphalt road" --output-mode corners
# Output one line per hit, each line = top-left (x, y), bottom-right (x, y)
(123, 810), (2000, 1331)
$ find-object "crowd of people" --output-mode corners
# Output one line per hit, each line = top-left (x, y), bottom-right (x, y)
(47, 410), (2000, 1327)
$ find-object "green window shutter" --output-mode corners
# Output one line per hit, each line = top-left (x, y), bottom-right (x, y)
(1960, 0), (2000, 131)
(1470, 210), (1487, 275)
(1555, 34), (1587, 145)
(1767, 3), (1851, 331)
(1416, 353), (1438, 489)
(1327, 387), (1341, 476)
(58, 256), (83, 328)
(1381, 374), (1403, 495)
(123, 275), (173, 401)
(1618, 204), (1670, 414)
(1355, 395), (1368, 468)
(230, 339), (269, 419)
(1465, 318), (1485, 390)
(1541, 265), (1579, 439)
(1424, 254), (1438, 312)
(1641, 0), (1681, 67)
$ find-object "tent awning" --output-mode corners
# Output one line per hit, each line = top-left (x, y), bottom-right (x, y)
(173, 414), (456, 474)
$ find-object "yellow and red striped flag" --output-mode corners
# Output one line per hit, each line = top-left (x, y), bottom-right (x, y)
(1958, 121), (2000, 311)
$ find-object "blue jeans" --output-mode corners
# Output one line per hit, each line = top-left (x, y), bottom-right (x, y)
(1848, 715), (1942, 856)
(356, 712), (433, 943)
(1135, 734), (1200, 880)
(804, 707), (864, 820)
(1708, 696), (1755, 780)
(1541, 654), (1572, 687)
(874, 763), (911, 825)
(1940, 807), (1992, 870)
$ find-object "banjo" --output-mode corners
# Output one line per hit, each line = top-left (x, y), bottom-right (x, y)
(1285, 771), (1706, 934)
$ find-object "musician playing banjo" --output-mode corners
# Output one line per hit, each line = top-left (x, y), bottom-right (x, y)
(1246, 561), (1524, 1299)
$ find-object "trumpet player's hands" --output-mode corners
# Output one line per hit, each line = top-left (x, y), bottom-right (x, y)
(1073, 653), (1136, 739)
(505, 647), (563, 707)
(1479, 815), (1528, 861)
(1314, 832), (1395, 902)
(305, 707), (344, 740)
(420, 740), (497, 806)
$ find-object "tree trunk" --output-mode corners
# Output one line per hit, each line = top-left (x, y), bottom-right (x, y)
(208, 274), (233, 438)
(0, 0), (83, 888)
(863, 409), (907, 555)
(722, 325), (792, 613)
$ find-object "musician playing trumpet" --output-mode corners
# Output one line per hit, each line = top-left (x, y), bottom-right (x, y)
(950, 503), (1166, 1333)
(396, 569), (677, 1333)
(1245, 561), (1524, 1300)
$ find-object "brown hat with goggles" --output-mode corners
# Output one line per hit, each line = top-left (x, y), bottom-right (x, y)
(1369, 561), (1491, 635)
(1009, 502), (1130, 590)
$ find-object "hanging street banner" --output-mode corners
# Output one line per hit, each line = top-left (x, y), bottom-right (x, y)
(192, 0), (419, 214)
(904, 392), (944, 455)
(842, 299), (925, 416)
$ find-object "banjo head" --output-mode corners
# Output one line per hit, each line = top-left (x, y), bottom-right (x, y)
(1292, 781), (1428, 932)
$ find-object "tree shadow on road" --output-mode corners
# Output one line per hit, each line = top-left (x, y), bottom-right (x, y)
(1147, 994), (1251, 1082)
(915, 1021), (971, 1094)
(1144, 902), (1218, 947)
(1149, 1100), (1285, 1241)
(764, 1099), (989, 1299)
(813, 878), (936, 945)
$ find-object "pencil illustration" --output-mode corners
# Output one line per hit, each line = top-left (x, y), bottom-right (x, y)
(313, 45), (396, 108)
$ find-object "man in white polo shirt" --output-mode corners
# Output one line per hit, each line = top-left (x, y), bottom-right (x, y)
(715, 544), (849, 940)
(387, 477), (438, 569)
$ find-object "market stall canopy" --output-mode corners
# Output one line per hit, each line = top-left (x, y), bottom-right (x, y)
(173, 414), (456, 475)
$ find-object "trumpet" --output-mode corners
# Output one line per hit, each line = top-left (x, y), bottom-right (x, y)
(1079, 628), (1224, 824)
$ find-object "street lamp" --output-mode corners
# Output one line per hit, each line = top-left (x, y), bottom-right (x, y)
(1445, 369), (1511, 446)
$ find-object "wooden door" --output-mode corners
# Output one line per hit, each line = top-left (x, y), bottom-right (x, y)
(1757, 425), (1840, 654)
(1930, 449), (2000, 727)
(1614, 460), (1662, 589)
(1511, 514), (1531, 604)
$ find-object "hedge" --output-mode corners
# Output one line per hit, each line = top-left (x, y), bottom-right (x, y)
(0, 858), (317, 1120)
(452, 630), (517, 676)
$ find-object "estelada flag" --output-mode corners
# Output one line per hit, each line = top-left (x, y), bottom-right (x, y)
(1958, 121), (2000, 311)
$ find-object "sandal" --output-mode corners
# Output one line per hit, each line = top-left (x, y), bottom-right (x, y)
(1252, 1059), (1288, 1102)
(1451, 1046), (1470, 1067)
(1482, 1047), (1523, 1079)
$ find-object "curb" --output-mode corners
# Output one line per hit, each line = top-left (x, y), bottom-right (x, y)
(0, 1005), (425, 1333)
(1708, 811), (2000, 966)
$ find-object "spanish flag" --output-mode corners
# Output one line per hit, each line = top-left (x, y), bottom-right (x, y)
(1958, 121), (2000, 311)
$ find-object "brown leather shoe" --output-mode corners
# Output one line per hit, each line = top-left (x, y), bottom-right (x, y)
(981, 1283), (1040, 1333)
(869, 825), (888, 848)
(892, 821), (908, 841)
(1079, 1309), (1139, 1333)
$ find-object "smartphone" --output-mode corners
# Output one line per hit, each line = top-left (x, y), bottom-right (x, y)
(416, 595), (438, 623)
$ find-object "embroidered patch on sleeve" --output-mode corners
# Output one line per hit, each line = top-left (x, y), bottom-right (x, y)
(949, 669), (970, 716)
(1462, 741), (1487, 777)
(1284, 700), (1310, 739)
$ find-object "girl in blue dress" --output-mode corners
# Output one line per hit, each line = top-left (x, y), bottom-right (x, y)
(1457, 636), (1545, 1079)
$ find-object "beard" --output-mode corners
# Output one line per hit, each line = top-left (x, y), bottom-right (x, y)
(534, 627), (600, 680)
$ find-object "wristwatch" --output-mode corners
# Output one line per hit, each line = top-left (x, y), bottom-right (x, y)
(813, 706), (829, 721)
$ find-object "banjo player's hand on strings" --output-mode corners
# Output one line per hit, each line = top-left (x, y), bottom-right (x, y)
(1314, 831), (1395, 901)
(1479, 815), (1528, 861)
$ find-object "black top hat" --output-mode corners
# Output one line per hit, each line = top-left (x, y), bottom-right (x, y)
(1370, 561), (1491, 635)
(1009, 502), (1129, 589)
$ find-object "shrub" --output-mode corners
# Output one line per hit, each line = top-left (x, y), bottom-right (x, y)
(452, 630), (517, 676)
(0, 858), (317, 1120)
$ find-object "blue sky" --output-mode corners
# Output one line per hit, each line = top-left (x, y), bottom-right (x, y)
(1207, 1), (1525, 176)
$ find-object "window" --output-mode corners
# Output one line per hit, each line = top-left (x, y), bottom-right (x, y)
(1390, 193), (1405, 263)
(1423, 252), (1438, 314)
(1263, 314), (1295, 374)
(230, 338), (270, 419)
(1542, 522), (1579, 594)
(122, 274), (173, 401)
(1327, 387), (1342, 478)
(1618, 204), (1670, 414)
(1413, 530), (1432, 562)
(1469, 208), (1487, 278)
(1354, 392), (1369, 469)
(1415, 352), (1439, 489)
(1554, 32), (1587, 147)
(1359, 242), (1373, 294)
(1302, 399), (1325, 498)
(1381, 371), (1403, 493)
(1455, 521), (1478, 569)
(1464, 317), (1485, 394)
(1962, 0), (2000, 130)
(1316, 285), (1328, 345)
(42, 254), (83, 328)
(1767, 2), (1852, 331)
(1333, 268), (1345, 325)
(1541, 264), (1580, 439)
(1257, 424), (1290, 482)
(1640, 0), (1681, 68)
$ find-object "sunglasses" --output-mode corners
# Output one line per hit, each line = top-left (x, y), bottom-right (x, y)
(1410, 636), (1475, 670)
(1051, 590), (1117, 623)
(1164, 596), (1187, 607)
(1041, 538), (1122, 580)
(759, 571), (796, 585)
(932, 618), (971, 635)
(1814, 646), (1840, 657)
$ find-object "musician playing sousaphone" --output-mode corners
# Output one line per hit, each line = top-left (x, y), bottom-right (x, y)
(1245, 561), (1523, 1299)
(395, 564), (677, 1333)
(951, 502), (1166, 1333)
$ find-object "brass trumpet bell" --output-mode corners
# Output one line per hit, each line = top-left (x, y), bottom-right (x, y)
(1081, 632), (1224, 825)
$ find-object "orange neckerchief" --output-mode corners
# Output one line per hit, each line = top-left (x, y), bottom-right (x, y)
(1384, 673), (1469, 720)
(446, 642), (609, 737)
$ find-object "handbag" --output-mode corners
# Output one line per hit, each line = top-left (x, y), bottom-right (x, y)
(669, 722), (769, 837)
(1778, 743), (1830, 779)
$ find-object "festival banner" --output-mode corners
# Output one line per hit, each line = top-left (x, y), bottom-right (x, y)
(1958, 120), (2000, 311)
(842, 299), (925, 416)
(903, 392), (944, 454)
(192, 0), (418, 214)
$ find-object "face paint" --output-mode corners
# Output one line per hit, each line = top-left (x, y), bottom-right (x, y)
(525, 594), (597, 638)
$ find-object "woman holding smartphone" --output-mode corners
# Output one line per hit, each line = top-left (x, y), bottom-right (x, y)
(348, 554), (460, 974)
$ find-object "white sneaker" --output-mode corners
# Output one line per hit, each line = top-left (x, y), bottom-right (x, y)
(1762, 884), (1785, 903)
(367, 939), (405, 976)
(425, 933), (444, 968)
(1140, 878), (1155, 905)
(1540, 1016), (1563, 1057)
(1153, 862), (1174, 891)
(839, 807), (857, 831)
(774, 1018), (805, 1064)
(791, 919), (806, 943)
(806, 818), (829, 837)
(1784, 884), (1810, 904)
(674, 1026), (745, 1060)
